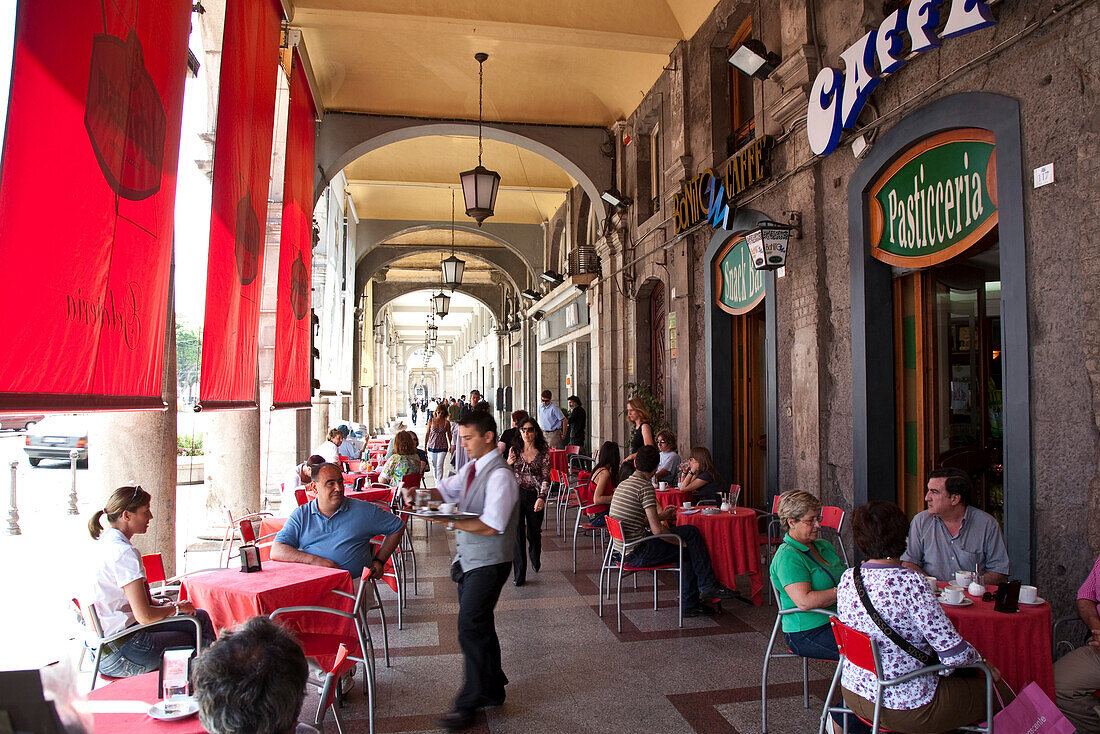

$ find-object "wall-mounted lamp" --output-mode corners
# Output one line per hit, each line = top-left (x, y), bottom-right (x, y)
(600, 188), (632, 209)
(531, 310), (546, 321)
(520, 288), (541, 301)
(540, 270), (565, 285)
(728, 39), (781, 80)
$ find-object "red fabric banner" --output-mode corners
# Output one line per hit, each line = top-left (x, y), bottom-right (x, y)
(0, 0), (190, 411)
(198, 0), (282, 410)
(273, 51), (317, 410)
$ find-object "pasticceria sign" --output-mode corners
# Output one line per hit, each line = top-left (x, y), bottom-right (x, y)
(867, 128), (997, 268)
(673, 136), (770, 235)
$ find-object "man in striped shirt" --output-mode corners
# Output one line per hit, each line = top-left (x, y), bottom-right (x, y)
(608, 445), (736, 616)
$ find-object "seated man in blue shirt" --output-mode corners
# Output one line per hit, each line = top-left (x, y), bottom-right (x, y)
(271, 462), (405, 580)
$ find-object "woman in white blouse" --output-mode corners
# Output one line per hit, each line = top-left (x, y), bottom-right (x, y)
(87, 485), (215, 677)
(836, 501), (1011, 732)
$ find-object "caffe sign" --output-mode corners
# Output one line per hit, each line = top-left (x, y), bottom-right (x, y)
(673, 136), (770, 235)
(714, 236), (765, 315)
(868, 128), (997, 268)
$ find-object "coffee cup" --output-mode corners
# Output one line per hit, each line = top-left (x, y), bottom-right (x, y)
(943, 585), (965, 604)
(924, 576), (939, 594)
(439, 503), (456, 514)
(659, 481), (668, 491)
(954, 571), (974, 587)
(681, 501), (692, 509)
(1019, 585), (1038, 604)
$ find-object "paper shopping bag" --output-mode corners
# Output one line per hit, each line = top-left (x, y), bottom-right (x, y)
(992, 682), (1076, 733)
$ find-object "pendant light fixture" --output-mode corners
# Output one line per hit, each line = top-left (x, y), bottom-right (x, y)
(441, 189), (465, 289)
(459, 52), (501, 226)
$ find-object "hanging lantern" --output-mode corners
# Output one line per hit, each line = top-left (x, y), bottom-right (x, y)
(433, 290), (451, 318)
(441, 254), (465, 289)
(460, 53), (501, 226)
(744, 220), (793, 270)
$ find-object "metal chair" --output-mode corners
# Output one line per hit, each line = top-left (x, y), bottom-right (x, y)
(141, 553), (180, 600)
(570, 477), (608, 573)
(73, 597), (202, 691)
(294, 488), (309, 506)
(817, 617), (993, 734)
(309, 642), (357, 734)
(819, 506), (850, 567)
(218, 506), (273, 567)
(598, 516), (684, 632)
(761, 582), (837, 733)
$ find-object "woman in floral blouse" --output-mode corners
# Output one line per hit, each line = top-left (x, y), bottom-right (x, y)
(506, 417), (550, 586)
(836, 501), (1012, 733)
(379, 430), (422, 487)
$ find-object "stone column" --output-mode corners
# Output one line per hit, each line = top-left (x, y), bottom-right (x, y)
(311, 396), (329, 449)
(89, 274), (178, 573)
(201, 407), (261, 531)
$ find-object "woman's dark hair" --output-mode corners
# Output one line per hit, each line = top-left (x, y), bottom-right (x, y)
(520, 419), (549, 453)
(852, 501), (911, 559)
(689, 446), (721, 486)
(88, 485), (151, 539)
(593, 441), (620, 485)
(511, 409), (531, 427)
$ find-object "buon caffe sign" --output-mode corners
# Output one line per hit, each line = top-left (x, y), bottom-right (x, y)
(868, 128), (997, 268)
(715, 236), (765, 315)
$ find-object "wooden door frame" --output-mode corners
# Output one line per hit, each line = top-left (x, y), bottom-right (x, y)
(849, 93), (1032, 581)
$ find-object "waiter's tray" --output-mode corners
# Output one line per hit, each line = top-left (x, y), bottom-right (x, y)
(398, 509), (480, 520)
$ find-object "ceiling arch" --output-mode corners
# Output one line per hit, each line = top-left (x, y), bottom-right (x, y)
(371, 282), (504, 325)
(358, 246), (524, 293)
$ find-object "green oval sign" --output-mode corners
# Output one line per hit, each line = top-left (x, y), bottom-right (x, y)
(715, 236), (764, 315)
(868, 128), (998, 268)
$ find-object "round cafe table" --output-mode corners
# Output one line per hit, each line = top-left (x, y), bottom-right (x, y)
(676, 508), (763, 605)
(83, 672), (205, 733)
(938, 584), (1055, 698)
(656, 488), (693, 510)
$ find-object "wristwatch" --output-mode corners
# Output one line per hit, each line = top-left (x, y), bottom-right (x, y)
(447, 520), (456, 531)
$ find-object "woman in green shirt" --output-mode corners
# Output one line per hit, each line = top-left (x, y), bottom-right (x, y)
(769, 490), (847, 661)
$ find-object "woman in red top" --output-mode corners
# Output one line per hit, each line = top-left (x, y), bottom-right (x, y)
(583, 441), (620, 528)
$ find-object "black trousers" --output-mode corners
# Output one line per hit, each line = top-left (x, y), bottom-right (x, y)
(512, 489), (544, 583)
(452, 561), (511, 713)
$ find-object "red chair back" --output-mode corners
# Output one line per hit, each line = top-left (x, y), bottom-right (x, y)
(771, 493), (781, 513)
(141, 554), (167, 585)
(565, 445), (580, 455)
(830, 617), (878, 675)
(820, 506), (845, 532)
(401, 472), (423, 489)
(550, 468), (563, 484)
(239, 519), (256, 544)
(321, 643), (355, 712)
(294, 488), (308, 506)
(604, 515), (625, 543)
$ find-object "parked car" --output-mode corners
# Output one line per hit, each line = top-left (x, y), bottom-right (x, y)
(24, 415), (88, 467)
(0, 413), (45, 431)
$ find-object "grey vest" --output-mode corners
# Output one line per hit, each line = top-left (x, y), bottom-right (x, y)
(455, 452), (518, 572)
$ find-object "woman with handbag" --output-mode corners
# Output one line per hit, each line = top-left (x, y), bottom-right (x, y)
(836, 501), (1013, 732)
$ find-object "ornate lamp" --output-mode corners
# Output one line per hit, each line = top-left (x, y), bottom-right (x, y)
(441, 190), (465, 289)
(433, 290), (451, 318)
(459, 52), (501, 226)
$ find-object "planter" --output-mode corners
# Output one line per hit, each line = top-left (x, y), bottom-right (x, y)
(177, 454), (204, 485)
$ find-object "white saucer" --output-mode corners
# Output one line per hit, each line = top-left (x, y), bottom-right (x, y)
(1018, 597), (1046, 605)
(679, 508), (700, 515)
(938, 597), (973, 607)
(148, 697), (199, 720)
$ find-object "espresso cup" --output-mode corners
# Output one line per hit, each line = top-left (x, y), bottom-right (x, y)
(1019, 585), (1038, 604)
(681, 501), (692, 509)
(943, 585), (965, 604)
(659, 481), (668, 491)
(438, 503), (456, 514)
(954, 571), (974, 587)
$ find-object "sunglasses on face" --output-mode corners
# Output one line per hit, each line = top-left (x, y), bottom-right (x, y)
(521, 427), (535, 433)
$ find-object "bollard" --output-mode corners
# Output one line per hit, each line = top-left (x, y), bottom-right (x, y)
(68, 448), (80, 516)
(7, 461), (19, 536)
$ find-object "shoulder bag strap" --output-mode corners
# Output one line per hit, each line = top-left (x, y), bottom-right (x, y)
(852, 564), (936, 666)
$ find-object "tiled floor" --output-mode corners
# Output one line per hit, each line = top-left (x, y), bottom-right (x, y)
(307, 515), (841, 733)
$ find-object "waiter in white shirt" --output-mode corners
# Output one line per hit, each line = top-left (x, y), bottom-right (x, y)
(413, 411), (519, 732)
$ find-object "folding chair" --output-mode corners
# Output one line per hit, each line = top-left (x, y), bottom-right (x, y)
(598, 516), (684, 632)
(761, 583), (836, 732)
(817, 617), (993, 734)
(570, 478), (609, 573)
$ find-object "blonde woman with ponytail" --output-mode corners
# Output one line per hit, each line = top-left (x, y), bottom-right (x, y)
(87, 486), (215, 677)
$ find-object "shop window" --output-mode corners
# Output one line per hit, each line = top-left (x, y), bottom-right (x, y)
(727, 16), (756, 156)
(635, 115), (661, 221)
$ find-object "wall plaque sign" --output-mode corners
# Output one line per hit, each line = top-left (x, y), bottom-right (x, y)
(867, 128), (997, 268)
(714, 236), (765, 315)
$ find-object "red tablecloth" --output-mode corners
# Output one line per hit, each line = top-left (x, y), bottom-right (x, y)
(83, 672), (205, 733)
(676, 508), (763, 605)
(656, 488), (693, 509)
(178, 561), (355, 638)
(549, 449), (567, 474)
(939, 585), (1055, 698)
